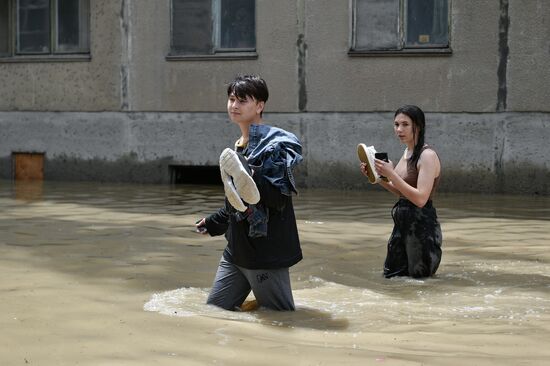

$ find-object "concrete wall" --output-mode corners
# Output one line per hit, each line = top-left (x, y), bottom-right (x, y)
(0, 0), (122, 111)
(0, 112), (235, 183)
(1, 1), (549, 194)
(305, 0), (500, 112)
(117, 0), (550, 114)
(126, 0), (301, 112)
(1, 1), (548, 113)
(1, 111), (548, 195)
(507, 0), (550, 111)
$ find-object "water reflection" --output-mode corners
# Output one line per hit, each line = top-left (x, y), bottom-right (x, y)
(1, 180), (549, 364)
(14, 180), (44, 202)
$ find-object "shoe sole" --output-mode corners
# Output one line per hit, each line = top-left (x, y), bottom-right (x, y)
(220, 149), (260, 205)
(220, 169), (247, 212)
(357, 143), (379, 184)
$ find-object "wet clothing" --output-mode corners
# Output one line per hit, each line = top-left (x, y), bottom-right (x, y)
(204, 124), (302, 310)
(383, 198), (442, 278)
(204, 171), (302, 269)
(207, 257), (295, 311)
(246, 124), (303, 195)
(383, 146), (442, 278)
(234, 124), (303, 238)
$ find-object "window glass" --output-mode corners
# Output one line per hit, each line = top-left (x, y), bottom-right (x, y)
(219, 0), (254, 50)
(57, 0), (89, 52)
(406, 0), (448, 47)
(353, 0), (449, 52)
(172, 0), (212, 54)
(0, 0), (9, 54)
(171, 0), (255, 55)
(17, 0), (50, 53)
(354, 0), (399, 50)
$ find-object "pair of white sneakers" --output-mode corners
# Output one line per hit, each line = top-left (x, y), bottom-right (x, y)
(357, 143), (387, 184)
(219, 148), (260, 212)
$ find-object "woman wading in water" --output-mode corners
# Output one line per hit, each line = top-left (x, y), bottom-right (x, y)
(360, 105), (442, 278)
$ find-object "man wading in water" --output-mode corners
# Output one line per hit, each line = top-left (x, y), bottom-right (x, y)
(196, 75), (303, 311)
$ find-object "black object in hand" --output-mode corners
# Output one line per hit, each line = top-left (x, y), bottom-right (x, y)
(374, 152), (389, 180)
(195, 219), (207, 233)
(374, 152), (389, 162)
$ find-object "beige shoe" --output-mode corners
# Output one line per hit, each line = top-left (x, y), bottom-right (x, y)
(219, 148), (260, 207)
(239, 299), (259, 312)
(357, 143), (381, 184)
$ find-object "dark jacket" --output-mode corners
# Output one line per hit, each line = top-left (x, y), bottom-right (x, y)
(204, 172), (302, 270)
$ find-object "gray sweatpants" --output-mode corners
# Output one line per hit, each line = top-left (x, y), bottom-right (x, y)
(206, 257), (295, 311)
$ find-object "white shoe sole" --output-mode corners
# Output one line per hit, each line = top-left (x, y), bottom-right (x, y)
(220, 169), (247, 212)
(219, 148), (260, 205)
(357, 143), (381, 184)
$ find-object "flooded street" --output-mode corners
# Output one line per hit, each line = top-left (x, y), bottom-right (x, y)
(1, 180), (549, 365)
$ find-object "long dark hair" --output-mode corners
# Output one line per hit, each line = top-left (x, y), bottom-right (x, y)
(394, 105), (425, 169)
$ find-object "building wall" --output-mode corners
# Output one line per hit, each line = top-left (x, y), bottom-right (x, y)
(305, 0), (500, 112)
(0, 0), (123, 111)
(0, 0), (549, 194)
(126, 0), (301, 112)
(1, 1), (548, 113)
(507, 0), (550, 111)
(1, 110), (548, 195)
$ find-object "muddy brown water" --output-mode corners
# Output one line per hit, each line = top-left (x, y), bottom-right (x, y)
(1, 180), (549, 365)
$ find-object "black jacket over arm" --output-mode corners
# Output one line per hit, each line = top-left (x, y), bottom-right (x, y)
(204, 173), (302, 270)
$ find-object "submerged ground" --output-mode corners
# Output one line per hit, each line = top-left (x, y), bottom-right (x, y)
(1, 180), (549, 365)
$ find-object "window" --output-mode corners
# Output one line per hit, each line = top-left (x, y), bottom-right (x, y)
(0, 0), (10, 54)
(170, 0), (255, 57)
(0, 0), (90, 57)
(351, 0), (450, 54)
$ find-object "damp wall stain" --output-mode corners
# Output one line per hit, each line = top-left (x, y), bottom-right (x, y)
(1, 111), (549, 195)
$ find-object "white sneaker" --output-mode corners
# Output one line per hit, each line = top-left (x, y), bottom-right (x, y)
(219, 148), (260, 208)
(220, 168), (247, 212)
(357, 143), (381, 184)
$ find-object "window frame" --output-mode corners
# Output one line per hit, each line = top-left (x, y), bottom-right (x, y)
(349, 0), (452, 57)
(167, 0), (257, 61)
(0, 0), (91, 62)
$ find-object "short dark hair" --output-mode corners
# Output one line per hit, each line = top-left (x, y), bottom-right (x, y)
(394, 105), (426, 169)
(227, 74), (269, 103)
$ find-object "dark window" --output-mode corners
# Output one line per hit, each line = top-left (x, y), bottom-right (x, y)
(17, 0), (50, 53)
(0, 0), (9, 54)
(171, 0), (255, 55)
(56, 0), (89, 52)
(0, 0), (90, 57)
(172, 0), (212, 54)
(405, 0), (448, 47)
(218, 0), (255, 50)
(352, 0), (449, 53)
